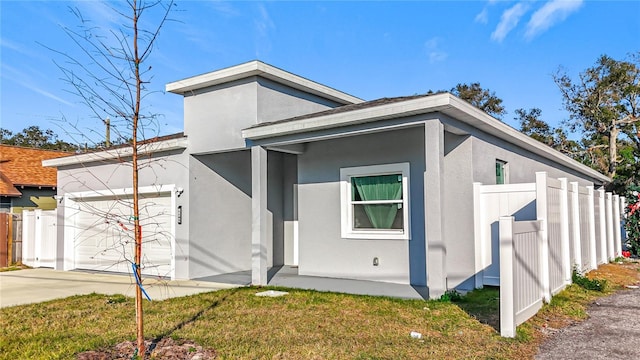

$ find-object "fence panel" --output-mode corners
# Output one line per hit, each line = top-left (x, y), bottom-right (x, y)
(544, 178), (566, 295)
(21, 210), (57, 268)
(578, 187), (592, 272)
(593, 190), (605, 264)
(500, 217), (544, 338)
(473, 183), (537, 287)
(35, 210), (57, 268)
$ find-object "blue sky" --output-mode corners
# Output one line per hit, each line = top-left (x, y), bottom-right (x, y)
(1, 0), (639, 144)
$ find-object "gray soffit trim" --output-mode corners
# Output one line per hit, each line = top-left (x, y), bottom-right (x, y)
(42, 137), (188, 167)
(166, 61), (364, 105)
(242, 93), (610, 184)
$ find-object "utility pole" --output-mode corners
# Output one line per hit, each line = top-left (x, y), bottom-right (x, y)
(105, 117), (111, 148)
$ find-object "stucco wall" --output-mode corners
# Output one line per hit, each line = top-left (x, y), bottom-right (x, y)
(56, 149), (191, 279)
(443, 132), (476, 290)
(297, 127), (426, 285)
(439, 114), (599, 290)
(189, 151), (252, 278)
(183, 76), (342, 154)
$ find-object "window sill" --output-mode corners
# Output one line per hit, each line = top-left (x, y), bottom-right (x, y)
(342, 231), (409, 240)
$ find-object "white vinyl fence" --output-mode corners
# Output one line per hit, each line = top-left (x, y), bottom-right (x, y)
(474, 172), (626, 338)
(22, 209), (58, 268)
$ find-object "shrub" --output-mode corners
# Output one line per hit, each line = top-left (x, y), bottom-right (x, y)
(572, 270), (607, 292)
(624, 184), (640, 256)
(438, 289), (463, 302)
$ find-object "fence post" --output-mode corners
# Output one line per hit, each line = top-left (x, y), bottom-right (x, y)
(473, 182), (484, 289)
(570, 182), (582, 273)
(499, 216), (516, 338)
(620, 196), (627, 249)
(605, 193), (614, 261)
(613, 195), (621, 257)
(598, 189), (607, 264)
(587, 187), (597, 270)
(558, 178), (571, 283)
(535, 172), (551, 302)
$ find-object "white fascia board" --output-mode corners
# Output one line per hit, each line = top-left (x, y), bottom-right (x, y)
(166, 60), (363, 105)
(243, 92), (609, 184)
(242, 94), (452, 140)
(42, 137), (188, 168)
(444, 97), (610, 184)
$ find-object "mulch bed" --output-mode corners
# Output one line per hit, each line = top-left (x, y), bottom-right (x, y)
(76, 338), (216, 359)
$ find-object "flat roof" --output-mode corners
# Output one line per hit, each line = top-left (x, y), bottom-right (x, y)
(166, 60), (364, 105)
(242, 93), (610, 184)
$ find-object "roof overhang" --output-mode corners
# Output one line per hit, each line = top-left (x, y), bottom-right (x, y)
(42, 137), (188, 168)
(166, 61), (364, 105)
(242, 93), (610, 184)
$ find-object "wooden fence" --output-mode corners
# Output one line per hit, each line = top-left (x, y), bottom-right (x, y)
(1, 213), (23, 267)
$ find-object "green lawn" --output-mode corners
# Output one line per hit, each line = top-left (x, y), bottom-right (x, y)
(1, 261), (638, 359)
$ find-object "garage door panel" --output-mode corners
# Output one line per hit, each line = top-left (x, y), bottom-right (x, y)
(73, 194), (173, 277)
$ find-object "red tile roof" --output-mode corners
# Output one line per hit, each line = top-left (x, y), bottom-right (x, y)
(0, 145), (72, 196)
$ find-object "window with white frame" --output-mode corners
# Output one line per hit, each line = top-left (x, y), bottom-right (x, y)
(340, 163), (410, 240)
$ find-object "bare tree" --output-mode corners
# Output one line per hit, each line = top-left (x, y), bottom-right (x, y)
(50, 1), (174, 356)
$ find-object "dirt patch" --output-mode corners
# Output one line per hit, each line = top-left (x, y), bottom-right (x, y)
(76, 338), (216, 360)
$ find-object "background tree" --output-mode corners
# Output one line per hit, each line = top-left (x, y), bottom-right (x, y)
(554, 53), (639, 184)
(515, 107), (586, 161)
(0, 126), (78, 152)
(451, 82), (506, 119)
(428, 82), (506, 119)
(52, 1), (174, 355)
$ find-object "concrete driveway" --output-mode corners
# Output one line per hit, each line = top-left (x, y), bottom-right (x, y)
(0, 268), (241, 308)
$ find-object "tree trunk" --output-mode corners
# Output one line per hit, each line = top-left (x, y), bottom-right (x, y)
(608, 126), (619, 178)
(131, 0), (144, 357)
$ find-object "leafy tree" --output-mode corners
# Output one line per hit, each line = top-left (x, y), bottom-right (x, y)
(428, 82), (506, 119)
(554, 53), (640, 181)
(0, 126), (78, 152)
(515, 108), (586, 161)
(451, 82), (506, 119)
(516, 108), (555, 146)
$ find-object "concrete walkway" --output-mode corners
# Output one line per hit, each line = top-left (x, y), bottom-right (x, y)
(536, 287), (640, 359)
(0, 268), (241, 308)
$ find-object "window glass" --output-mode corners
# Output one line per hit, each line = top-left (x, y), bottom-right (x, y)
(351, 174), (402, 229)
(340, 163), (410, 240)
(496, 160), (506, 184)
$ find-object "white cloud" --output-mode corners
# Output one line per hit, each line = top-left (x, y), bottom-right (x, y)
(425, 37), (448, 64)
(254, 3), (275, 58)
(525, 0), (583, 40)
(491, 2), (530, 42)
(207, 0), (240, 17)
(475, 8), (489, 24)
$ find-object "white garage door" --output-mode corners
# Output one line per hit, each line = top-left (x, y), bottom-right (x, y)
(73, 193), (173, 278)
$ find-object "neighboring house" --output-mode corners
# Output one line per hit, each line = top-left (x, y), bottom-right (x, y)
(0, 145), (71, 213)
(44, 61), (610, 298)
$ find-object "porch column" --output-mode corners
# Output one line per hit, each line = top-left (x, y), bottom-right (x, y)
(424, 120), (446, 298)
(251, 146), (268, 285)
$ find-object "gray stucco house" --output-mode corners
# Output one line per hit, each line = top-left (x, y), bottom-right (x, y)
(45, 61), (609, 299)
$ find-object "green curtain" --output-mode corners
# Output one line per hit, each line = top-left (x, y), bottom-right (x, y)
(496, 162), (505, 184)
(352, 174), (402, 229)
